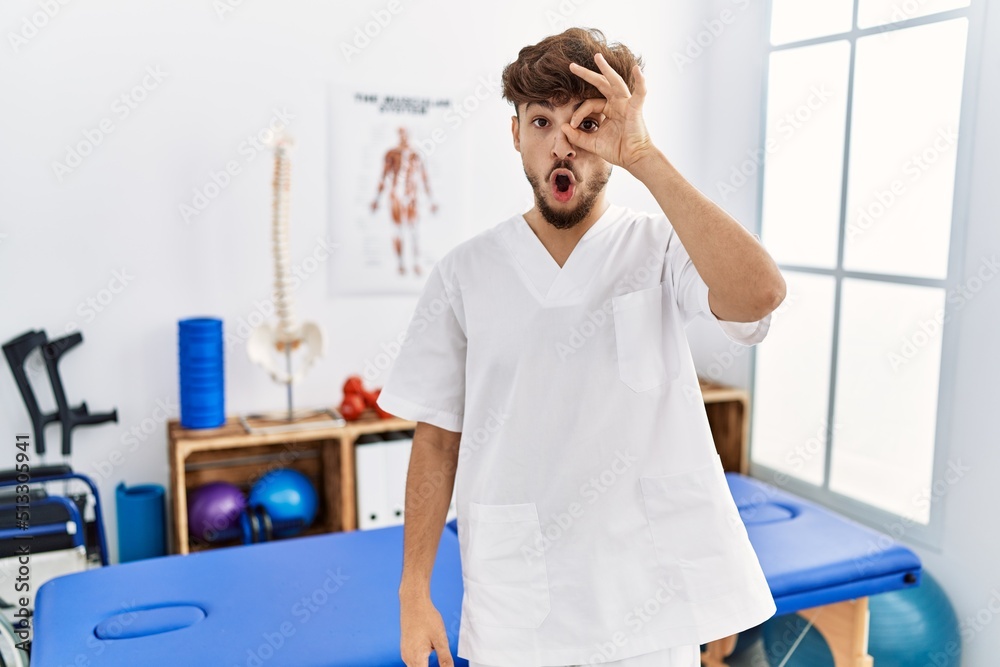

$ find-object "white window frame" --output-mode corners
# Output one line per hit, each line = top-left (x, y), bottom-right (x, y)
(749, 0), (988, 551)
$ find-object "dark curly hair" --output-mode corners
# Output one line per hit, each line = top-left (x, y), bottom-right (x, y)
(501, 27), (644, 119)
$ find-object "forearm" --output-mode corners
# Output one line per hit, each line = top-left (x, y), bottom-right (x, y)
(398, 426), (460, 599)
(630, 147), (785, 322)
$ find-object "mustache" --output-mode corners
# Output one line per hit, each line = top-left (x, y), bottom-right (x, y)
(549, 160), (576, 179)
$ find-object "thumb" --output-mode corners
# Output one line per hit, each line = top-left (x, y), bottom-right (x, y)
(561, 122), (593, 153)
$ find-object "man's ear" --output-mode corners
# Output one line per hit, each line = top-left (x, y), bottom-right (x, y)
(511, 114), (521, 153)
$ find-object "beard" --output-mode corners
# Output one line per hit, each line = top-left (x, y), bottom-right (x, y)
(524, 161), (612, 230)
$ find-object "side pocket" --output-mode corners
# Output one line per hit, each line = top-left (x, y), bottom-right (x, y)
(639, 457), (756, 601)
(612, 284), (680, 392)
(464, 501), (551, 628)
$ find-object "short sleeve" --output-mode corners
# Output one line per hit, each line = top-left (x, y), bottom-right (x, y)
(667, 228), (771, 346)
(375, 261), (467, 432)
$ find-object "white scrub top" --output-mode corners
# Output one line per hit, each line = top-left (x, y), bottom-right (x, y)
(376, 203), (777, 667)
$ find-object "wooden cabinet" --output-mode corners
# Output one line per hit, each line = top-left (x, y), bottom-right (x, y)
(699, 377), (751, 475)
(166, 378), (750, 555)
(167, 411), (416, 554)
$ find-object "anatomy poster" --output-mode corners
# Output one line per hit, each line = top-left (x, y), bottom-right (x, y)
(327, 85), (465, 295)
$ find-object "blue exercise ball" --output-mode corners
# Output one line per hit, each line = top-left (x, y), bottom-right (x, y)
(761, 613), (834, 666)
(869, 570), (961, 666)
(248, 469), (318, 538)
(731, 625), (763, 658)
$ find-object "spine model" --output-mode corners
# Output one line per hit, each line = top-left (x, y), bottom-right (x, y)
(246, 133), (324, 393)
(271, 136), (298, 350)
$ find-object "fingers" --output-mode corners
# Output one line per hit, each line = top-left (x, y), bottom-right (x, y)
(567, 53), (628, 99)
(434, 626), (454, 667)
(592, 52), (629, 94)
(399, 646), (425, 666)
(568, 60), (609, 96)
(569, 54), (644, 102)
(560, 121), (596, 154)
(632, 63), (647, 100)
(569, 97), (606, 129)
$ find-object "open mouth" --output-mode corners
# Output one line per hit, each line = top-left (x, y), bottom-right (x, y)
(550, 169), (576, 203)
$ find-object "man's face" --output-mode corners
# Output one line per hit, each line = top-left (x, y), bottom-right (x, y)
(512, 97), (612, 230)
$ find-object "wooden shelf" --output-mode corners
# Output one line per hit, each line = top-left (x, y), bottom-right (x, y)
(698, 376), (751, 475)
(167, 382), (750, 554)
(168, 409), (415, 554)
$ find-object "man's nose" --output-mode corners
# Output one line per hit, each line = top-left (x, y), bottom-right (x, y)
(551, 129), (576, 159)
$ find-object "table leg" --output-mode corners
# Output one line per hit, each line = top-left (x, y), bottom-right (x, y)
(799, 597), (874, 667)
(701, 635), (737, 666)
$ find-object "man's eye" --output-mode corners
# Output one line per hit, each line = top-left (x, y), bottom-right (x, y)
(532, 118), (549, 128)
(580, 119), (599, 131)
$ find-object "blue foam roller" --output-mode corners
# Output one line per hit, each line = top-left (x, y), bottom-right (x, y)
(116, 483), (167, 563)
(178, 316), (225, 429)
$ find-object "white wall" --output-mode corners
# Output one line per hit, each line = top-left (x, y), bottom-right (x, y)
(703, 0), (1000, 662)
(0, 0), (750, 561)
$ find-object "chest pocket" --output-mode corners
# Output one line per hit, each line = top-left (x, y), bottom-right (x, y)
(611, 283), (681, 392)
(464, 501), (551, 628)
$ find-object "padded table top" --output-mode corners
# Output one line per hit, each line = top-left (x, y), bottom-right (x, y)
(33, 525), (466, 667)
(725, 472), (922, 615)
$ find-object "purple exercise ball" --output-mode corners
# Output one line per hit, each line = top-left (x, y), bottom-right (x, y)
(188, 481), (246, 542)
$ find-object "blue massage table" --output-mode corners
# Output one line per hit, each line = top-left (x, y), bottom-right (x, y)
(32, 473), (920, 667)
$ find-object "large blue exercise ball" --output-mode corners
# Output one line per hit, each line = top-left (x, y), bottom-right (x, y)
(248, 469), (318, 538)
(868, 570), (961, 666)
(761, 613), (834, 666)
(731, 625), (763, 658)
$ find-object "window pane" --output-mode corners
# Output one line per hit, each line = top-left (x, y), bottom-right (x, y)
(751, 272), (836, 485)
(761, 42), (851, 269)
(770, 0), (854, 45)
(843, 19), (968, 279)
(858, 0), (969, 29)
(830, 279), (943, 524)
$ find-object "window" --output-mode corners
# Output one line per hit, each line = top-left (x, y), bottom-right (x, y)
(750, 0), (982, 548)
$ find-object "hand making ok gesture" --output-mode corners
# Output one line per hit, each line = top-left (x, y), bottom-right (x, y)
(561, 52), (656, 174)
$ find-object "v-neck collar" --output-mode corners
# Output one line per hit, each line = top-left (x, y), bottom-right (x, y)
(500, 203), (625, 304)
